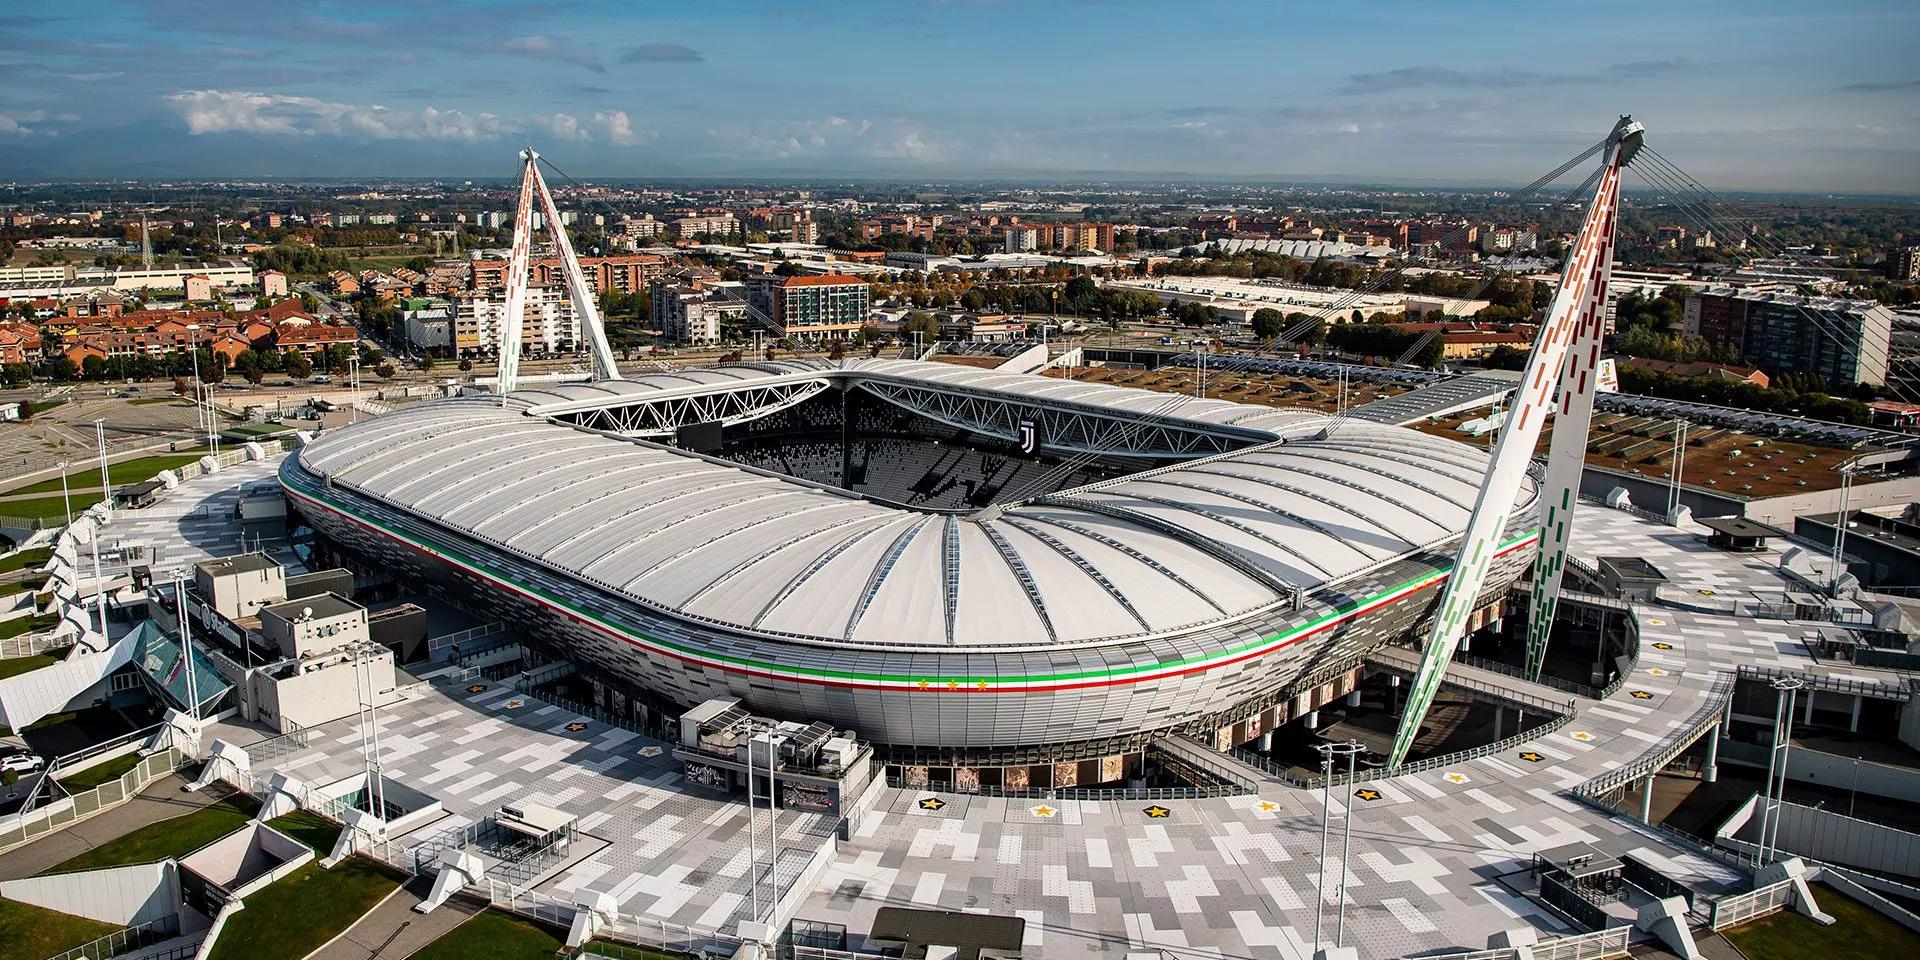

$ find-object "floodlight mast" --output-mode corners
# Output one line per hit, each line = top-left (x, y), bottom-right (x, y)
(1386, 116), (1641, 771)
(495, 146), (622, 397)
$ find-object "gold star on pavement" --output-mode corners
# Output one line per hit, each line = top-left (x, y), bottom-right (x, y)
(1143, 805), (1171, 819)
(919, 797), (946, 811)
(1353, 789), (1383, 802)
(565, 721), (589, 732)
(1631, 690), (1655, 700)
(1030, 805), (1056, 818)
(505, 698), (524, 709)
(466, 684), (487, 694)
(1519, 751), (1545, 763)
(1442, 772), (1469, 784)
(1648, 667), (1669, 677)
(1571, 731), (1595, 742)
(1651, 641), (1674, 650)
(1647, 618), (1668, 626)
(1257, 800), (1279, 813)
(638, 745), (663, 758)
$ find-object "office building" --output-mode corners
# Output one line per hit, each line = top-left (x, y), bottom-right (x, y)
(651, 281), (746, 345)
(744, 274), (870, 339)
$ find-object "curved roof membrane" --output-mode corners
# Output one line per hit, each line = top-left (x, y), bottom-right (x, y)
(295, 359), (1531, 650)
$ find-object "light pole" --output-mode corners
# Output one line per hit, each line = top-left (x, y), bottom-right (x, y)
(186, 323), (204, 437)
(1314, 740), (1365, 951)
(93, 419), (110, 519)
(1759, 676), (1803, 864)
(58, 461), (72, 527)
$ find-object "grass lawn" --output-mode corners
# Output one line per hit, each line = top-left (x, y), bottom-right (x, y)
(43, 793), (260, 874)
(1, 450), (212, 497)
(205, 858), (403, 960)
(56, 751), (144, 792)
(264, 810), (343, 855)
(1723, 883), (1920, 959)
(0, 651), (58, 680)
(412, 908), (570, 960)
(0, 614), (60, 641)
(222, 423), (295, 439)
(0, 896), (120, 960)
(580, 940), (687, 960)
(0, 547), (51, 573)
(0, 493), (104, 522)
(128, 396), (185, 406)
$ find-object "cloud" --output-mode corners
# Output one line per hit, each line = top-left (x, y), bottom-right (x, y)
(532, 112), (590, 141)
(620, 43), (703, 63)
(486, 35), (604, 73)
(167, 90), (517, 140)
(1837, 79), (1920, 92)
(593, 110), (653, 146)
(1342, 58), (1695, 95)
(0, 109), (50, 135)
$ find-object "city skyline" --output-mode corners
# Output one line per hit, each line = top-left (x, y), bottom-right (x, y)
(2, 0), (1917, 191)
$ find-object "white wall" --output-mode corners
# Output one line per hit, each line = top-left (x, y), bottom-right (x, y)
(0, 861), (179, 926)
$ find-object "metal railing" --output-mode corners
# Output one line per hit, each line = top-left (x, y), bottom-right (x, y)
(1709, 878), (1797, 930)
(1735, 664), (1912, 701)
(1578, 672), (1732, 800)
(41, 914), (185, 960)
(245, 719), (313, 763)
(426, 620), (507, 654)
(0, 748), (186, 855)
(880, 777), (1246, 801)
(1453, 651), (1602, 699)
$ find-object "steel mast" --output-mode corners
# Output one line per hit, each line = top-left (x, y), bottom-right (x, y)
(1386, 116), (1642, 770)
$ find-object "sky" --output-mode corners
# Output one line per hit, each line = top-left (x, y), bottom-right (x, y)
(2, 0), (1917, 191)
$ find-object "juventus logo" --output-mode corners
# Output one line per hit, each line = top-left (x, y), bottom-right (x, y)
(1017, 419), (1038, 455)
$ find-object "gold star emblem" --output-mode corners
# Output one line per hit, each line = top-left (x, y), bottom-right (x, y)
(1571, 731), (1595, 742)
(917, 680), (930, 691)
(1647, 618), (1667, 626)
(976, 681), (988, 691)
(1442, 772), (1469, 784)
(1699, 589), (1715, 597)
(1353, 789), (1382, 802)
(1652, 642), (1674, 650)
(1631, 690), (1654, 700)
(1030, 804), (1056, 818)
(1256, 800), (1279, 813)
(946, 680), (958, 691)
(1143, 805), (1171, 819)
(505, 698), (524, 709)
(919, 797), (946, 811)
(639, 745), (662, 758)
(1648, 668), (1669, 677)
(466, 684), (486, 694)
(565, 721), (589, 732)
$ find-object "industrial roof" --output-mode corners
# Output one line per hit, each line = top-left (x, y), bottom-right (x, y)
(294, 359), (1532, 651)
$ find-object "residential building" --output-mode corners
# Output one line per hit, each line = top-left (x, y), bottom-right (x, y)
(743, 274), (870, 339)
(651, 281), (746, 345)
(670, 213), (738, 240)
(1004, 226), (1038, 253)
(260, 269), (289, 298)
(1890, 243), (1920, 283)
(1619, 357), (1770, 388)
(183, 274), (214, 301)
(454, 286), (578, 359)
(470, 253), (667, 294)
(0, 322), (44, 364)
(1683, 287), (1895, 386)
(326, 270), (360, 295)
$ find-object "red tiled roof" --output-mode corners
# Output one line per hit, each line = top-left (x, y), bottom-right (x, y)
(773, 274), (867, 287)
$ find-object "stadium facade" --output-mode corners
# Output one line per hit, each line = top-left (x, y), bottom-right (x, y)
(282, 359), (1537, 787)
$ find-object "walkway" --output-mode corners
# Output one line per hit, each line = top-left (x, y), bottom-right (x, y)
(1347, 371), (1520, 425)
(0, 773), (230, 881)
(307, 876), (484, 960)
(1366, 644), (1578, 715)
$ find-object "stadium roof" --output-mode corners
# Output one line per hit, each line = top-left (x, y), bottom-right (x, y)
(296, 359), (1530, 651)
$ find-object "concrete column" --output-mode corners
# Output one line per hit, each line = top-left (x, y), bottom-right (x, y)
(1461, 633), (1472, 653)
(1303, 710), (1319, 729)
(1702, 723), (1719, 784)
(1639, 774), (1655, 824)
(1258, 732), (1273, 751)
(1387, 675), (1400, 687)
(1345, 691), (1361, 708)
(1850, 696), (1862, 734)
(1804, 691), (1815, 725)
(1492, 709), (1504, 741)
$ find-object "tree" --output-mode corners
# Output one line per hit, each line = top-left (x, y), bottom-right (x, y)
(82, 355), (108, 380)
(418, 355), (436, 372)
(457, 358), (474, 372)
(284, 352), (313, 379)
(1251, 307), (1286, 340)
(901, 311), (940, 342)
(374, 362), (396, 379)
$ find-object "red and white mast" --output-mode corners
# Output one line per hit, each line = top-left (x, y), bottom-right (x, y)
(497, 147), (622, 396)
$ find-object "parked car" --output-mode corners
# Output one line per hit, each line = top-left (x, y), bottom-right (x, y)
(311, 375), (332, 384)
(0, 753), (45, 775)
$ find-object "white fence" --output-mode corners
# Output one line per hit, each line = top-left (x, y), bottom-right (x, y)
(1709, 878), (1796, 930)
(1401, 926), (1631, 960)
(0, 748), (185, 855)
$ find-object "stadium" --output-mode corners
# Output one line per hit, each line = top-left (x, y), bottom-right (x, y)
(280, 358), (1539, 788)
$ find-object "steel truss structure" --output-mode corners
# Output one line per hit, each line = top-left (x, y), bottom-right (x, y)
(1386, 115), (1643, 770)
(552, 379), (832, 437)
(498, 147), (620, 395)
(856, 380), (1259, 459)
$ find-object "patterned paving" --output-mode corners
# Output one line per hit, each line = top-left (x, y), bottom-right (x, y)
(124, 458), (1875, 958)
